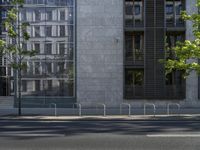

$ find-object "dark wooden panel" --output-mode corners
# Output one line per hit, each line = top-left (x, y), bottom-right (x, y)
(155, 28), (165, 99)
(145, 28), (155, 98)
(145, 0), (155, 27)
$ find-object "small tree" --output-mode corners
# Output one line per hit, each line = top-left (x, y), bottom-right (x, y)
(162, 0), (200, 77)
(0, 0), (36, 116)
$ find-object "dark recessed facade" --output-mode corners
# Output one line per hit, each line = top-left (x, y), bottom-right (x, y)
(124, 0), (186, 100)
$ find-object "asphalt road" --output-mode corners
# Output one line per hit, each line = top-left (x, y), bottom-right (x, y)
(0, 119), (200, 150)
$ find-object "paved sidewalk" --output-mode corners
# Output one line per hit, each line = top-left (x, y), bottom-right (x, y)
(1, 114), (200, 121)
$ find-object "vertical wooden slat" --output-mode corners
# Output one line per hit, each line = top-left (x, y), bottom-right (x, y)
(145, 0), (155, 98)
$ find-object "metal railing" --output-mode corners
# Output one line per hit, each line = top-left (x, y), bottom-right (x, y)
(73, 103), (82, 116)
(167, 103), (180, 115)
(49, 103), (57, 116)
(120, 103), (131, 116)
(96, 103), (106, 116)
(144, 103), (156, 116)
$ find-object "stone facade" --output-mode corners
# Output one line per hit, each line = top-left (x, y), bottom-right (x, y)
(76, 0), (124, 106)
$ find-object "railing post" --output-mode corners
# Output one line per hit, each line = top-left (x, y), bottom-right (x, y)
(73, 103), (82, 116)
(167, 103), (180, 115)
(96, 103), (106, 116)
(50, 103), (57, 116)
(144, 103), (156, 117)
(120, 103), (131, 116)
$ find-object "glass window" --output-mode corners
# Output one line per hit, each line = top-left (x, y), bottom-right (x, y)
(47, 80), (52, 90)
(176, 4), (182, 15)
(35, 80), (40, 91)
(34, 62), (40, 74)
(4, 0), (75, 98)
(59, 43), (65, 55)
(34, 43), (40, 53)
(45, 43), (52, 54)
(46, 26), (52, 37)
(125, 2), (133, 15)
(166, 4), (173, 15)
(35, 10), (41, 21)
(22, 43), (27, 51)
(26, 0), (32, 4)
(60, 25), (65, 37)
(46, 11), (52, 21)
(34, 26), (40, 37)
(47, 0), (56, 5)
(60, 10), (65, 21)
(22, 80), (27, 92)
(58, 62), (65, 73)
(2, 10), (7, 19)
(134, 5), (140, 15)
(125, 69), (144, 86)
(46, 62), (52, 74)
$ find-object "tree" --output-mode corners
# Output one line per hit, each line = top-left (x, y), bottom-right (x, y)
(162, 0), (200, 77)
(0, 0), (36, 116)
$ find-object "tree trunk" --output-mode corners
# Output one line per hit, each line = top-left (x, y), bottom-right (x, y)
(18, 68), (21, 116)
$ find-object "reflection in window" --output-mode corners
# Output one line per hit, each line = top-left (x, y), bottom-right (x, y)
(176, 4), (182, 15)
(22, 80), (27, 92)
(134, 5), (140, 15)
(166, 0), (184, 26)
(46, 62), (52, 74)
(60, 25), (65, 37)
(60, 10), (65, 21)
(166, 4), (173, 14)
(59, 43), (65, 55)
(35, 80), (40, 91)
(46, 11), (52, 21)
(35, 10), (41, 21)
(125, 0), (143, 27)
(166, 33), (185, 59)
(125, 34), (144, 62)
(34, 43), (40, 54)
(34, 26), (40, 37)
(34, 62), (40, 74)
(45, 43), (52, 54)
(125, 69), (144, 86)
(58, 62), (65, 73)
(4, 0), (75, 99)
(46, 26), (52, 37)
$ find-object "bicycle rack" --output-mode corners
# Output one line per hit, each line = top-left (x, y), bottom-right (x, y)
(73, 103), (82, 116)
(167, 103), (180, 115)
(144, 103), (156, 116)
(96, 103), (106, 116)
(120, 103), (131, 116)
(49, 103), (57, 116)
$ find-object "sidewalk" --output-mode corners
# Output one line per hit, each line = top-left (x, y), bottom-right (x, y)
(1, 114), (200, 121)
(1, 107), (200, 120)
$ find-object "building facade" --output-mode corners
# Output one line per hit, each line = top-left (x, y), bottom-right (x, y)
(0, 0), (200, 108)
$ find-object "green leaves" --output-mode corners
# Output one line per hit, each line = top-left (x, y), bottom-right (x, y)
(161, 0), (200, 78)
(1, 0), (35, 71)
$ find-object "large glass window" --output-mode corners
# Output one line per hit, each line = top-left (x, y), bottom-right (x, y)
(166, 0), (184, 26)
(45, 26), (52, 37)
(34, 26), (40, 37)
(46, 10), (52, 21)
(165, 33), (185, 85)
(45, 43), (52, 54)
(1, 0), (75, 101)
(125, 69), (144, 99)
(17, 0), (75, 99)
(35, 10), (41, 21)
(60, 10), (65, 21)
(60, 25), (65, 37)
(125, 33), (144, 63)
(125, 0), (144, 27)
